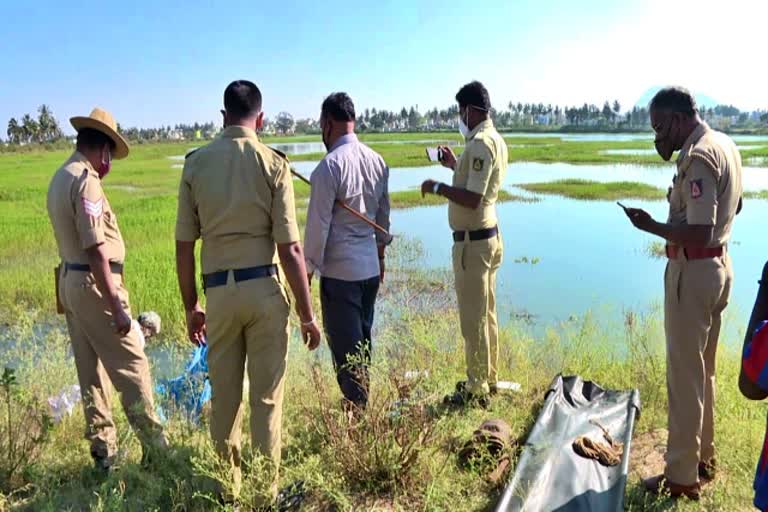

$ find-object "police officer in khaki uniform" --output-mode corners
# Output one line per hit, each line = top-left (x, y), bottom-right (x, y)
(421, 81), (508, 407)
(46, 108), (167, 471)
(175, 80), (321, 506)
(623, 87), (743, 500)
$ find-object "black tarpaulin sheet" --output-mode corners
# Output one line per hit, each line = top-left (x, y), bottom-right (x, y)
(495, 375), (641, 512)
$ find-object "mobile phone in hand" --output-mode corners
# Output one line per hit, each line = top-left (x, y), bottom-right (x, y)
(426, 147), (443, 162)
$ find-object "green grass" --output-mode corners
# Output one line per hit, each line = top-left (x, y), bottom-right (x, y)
(390, 189), (538, 209)
(516, 179), (666, 201)
(744, 190), (768, 200)
(0, 269), (764, 511)
(1, 142), (767, 510)
(0, 143), (514, 335)
(271, 132), (768, 168)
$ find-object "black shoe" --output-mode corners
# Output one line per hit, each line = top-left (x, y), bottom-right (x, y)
(92, 454), (116, 474)
(444, 389), (490, 409)
(699, 459), (716, 483)
(275, 480), (307, 512)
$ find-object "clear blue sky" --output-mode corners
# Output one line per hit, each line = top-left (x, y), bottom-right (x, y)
(1, 0), (765, 133)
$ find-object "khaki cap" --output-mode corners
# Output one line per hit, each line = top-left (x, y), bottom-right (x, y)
(70, 107), (130, 159)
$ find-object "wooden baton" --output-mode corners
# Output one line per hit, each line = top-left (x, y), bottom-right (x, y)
(290, 168), (391, 238)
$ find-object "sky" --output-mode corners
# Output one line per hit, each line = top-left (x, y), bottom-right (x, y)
(1, 0), (766, 134)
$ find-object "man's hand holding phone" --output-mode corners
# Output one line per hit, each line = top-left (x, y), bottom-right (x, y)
(618, 201), (653, 231)
(426, 147), (443, 162)
(437, 145), (457, 170)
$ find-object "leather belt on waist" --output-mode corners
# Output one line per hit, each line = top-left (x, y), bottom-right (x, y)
(202, 264), (278, 290)
(453, 226), (499, 243)
(665, 245), (724, 260)
(65, 262), (123, 274)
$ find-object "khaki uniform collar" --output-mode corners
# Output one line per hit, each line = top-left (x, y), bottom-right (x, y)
(677, 121), (710, 165)
(221, 125), (259, 140)
(467, 119), (494, 141)
(69, 150), (98, 177)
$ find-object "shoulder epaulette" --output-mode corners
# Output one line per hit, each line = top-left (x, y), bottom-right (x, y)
(687, 145), (720, 176)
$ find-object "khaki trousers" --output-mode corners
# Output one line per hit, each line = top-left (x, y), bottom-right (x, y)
(59, 268), (164, 459)
(206, 273), (290, 503)
(452, 233), (503, 396)
(664, 253), (732, 485)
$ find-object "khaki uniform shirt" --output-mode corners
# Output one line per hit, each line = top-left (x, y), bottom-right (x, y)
(448, 119), (508, 231)
(47, 151), (125, 264)
(175, 126), (300, 274)
(668, 122), (743, 247)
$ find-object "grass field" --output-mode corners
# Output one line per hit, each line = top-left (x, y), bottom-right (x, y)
(271, 133), (768, 168)
(516, 179), (666, 201)
(0, 142), (468, 334)
(0, 262), (765, 511)
(1, 139), (767, 510)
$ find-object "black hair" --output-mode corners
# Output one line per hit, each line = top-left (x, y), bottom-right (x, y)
(76, 128), (115, 152)
(321, 92), (356, 122)
(224, 80), (263, 118)
(455, 81), (491, 111)
(649, 86), (697, 116)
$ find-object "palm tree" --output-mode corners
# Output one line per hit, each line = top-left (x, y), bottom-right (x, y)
(37, 104), (62, 142)
(21, 114), (39, 144)
(7, 118), (20, 144)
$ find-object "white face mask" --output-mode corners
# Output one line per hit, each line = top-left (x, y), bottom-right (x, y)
(458, 110), (470, 138)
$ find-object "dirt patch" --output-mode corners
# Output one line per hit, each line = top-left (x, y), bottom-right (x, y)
(629, 428), (667, 481)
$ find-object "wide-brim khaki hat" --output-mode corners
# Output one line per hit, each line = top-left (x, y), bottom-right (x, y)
(70, 107), (130, 159)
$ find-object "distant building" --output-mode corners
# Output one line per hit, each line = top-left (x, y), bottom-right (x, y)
(204, 126), (221, 139)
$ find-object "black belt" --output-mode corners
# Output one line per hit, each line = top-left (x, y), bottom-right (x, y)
(453, 226), (499, 243)
(203, 264), (278, 290)
(65, 262), (123, 274)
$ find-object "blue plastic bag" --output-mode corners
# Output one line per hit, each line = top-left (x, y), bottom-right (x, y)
(156, 344), (211, 424)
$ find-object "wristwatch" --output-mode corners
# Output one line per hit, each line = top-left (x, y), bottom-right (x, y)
(432, 182), (441, 195)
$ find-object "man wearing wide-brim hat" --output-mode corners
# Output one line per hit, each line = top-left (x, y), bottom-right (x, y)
(46, 107), (167, 472)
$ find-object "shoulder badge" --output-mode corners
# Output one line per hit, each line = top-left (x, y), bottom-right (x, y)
(472, 157), (484, 172)
(690, 179), (703, 199)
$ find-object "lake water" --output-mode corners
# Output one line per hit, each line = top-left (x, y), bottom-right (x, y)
(381, 162), (768, 194)
(390, 194), (768, 343)
(286, 159), (768, 341)
(271, 142), (327, 155)
(502, 132), (768, 143)
(386, 164), (768, 343)
(264, 135), (768, 157)
(162, 150), (768, 343)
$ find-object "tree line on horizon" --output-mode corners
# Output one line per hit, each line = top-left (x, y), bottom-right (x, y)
(5, 101), (768, 145)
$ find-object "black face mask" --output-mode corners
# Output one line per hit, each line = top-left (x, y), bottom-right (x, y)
(654, 116), (678, 161)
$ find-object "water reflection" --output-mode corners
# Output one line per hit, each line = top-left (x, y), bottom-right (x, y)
(386, 162), (768, 194)
(390, 196), (768, 342)
(270, 142), (326, 155)
(502, 132), (768, 143)
(600, 149), (657, 156)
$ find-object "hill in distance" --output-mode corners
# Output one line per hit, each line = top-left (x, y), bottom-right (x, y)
(634, 86), (720, 109)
